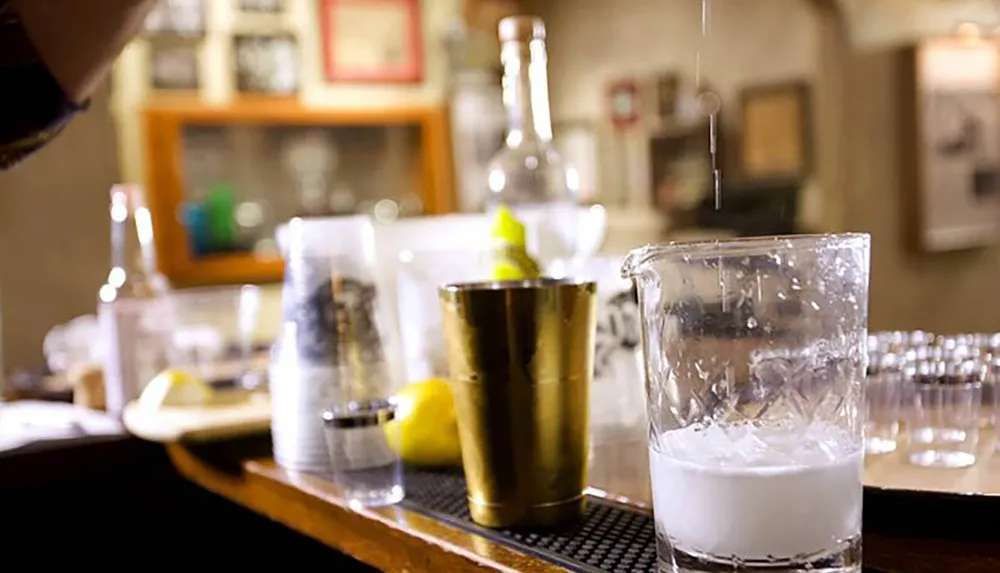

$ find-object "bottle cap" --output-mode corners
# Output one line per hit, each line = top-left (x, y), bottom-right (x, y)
(498, 16), (546, 42)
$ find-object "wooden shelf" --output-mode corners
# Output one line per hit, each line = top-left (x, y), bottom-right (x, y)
(143, 100), (454, 286)
(165, 253), (284, 286)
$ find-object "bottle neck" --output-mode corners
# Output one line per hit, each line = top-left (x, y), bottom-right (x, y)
(501, 38), (553, 147)
(133, 203), (159, 279)
(108, 185), (164, 299)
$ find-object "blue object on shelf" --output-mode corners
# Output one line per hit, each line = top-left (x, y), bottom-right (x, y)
(183, 201), (211, 257)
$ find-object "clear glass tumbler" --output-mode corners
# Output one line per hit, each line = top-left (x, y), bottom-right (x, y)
(622, 234), (870, 573)
(163, 285), (263, 389)
(321, 398), (404, 509)
(905, 361), (982, 468)
(986, 356), (1000, 430)
(864, 370), (902, 455)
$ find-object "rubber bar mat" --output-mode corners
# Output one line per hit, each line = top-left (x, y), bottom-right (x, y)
(400, 467), (655, 572)
(398, 467), (893, 573)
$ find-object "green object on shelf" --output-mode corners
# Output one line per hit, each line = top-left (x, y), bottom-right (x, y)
(205, 183), (236, 252)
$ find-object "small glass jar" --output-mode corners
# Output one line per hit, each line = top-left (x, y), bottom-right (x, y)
(321, 399), (404, 509)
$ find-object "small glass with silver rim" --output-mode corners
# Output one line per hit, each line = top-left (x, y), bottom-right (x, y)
(321, 398), (404, 509)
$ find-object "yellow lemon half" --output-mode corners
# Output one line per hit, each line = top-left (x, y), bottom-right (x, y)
(139, 368), (213, 410)
(384, 377), (463, 468)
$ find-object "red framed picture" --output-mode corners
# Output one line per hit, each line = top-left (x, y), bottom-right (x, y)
(319, 0), (423, 83)
(608, 79), (640, 131)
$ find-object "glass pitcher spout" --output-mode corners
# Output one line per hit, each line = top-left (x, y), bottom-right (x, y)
(620, 243), (673, 282)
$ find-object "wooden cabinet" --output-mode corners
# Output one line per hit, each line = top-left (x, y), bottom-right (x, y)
(143, 99), (454, 286)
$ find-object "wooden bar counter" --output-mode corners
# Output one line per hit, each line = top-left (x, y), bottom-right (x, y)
(165, 434), (1000, 573)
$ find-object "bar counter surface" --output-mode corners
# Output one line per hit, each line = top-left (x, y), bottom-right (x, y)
(166, 436), (1000, 573)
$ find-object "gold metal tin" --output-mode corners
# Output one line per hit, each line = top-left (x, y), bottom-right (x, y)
(440, 278), (597, 528)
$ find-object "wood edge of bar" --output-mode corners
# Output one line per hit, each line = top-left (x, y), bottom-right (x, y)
(165, 443), (567, 573)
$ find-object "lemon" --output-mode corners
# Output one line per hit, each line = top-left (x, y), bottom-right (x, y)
(384, 377), (463, 467)
(490, 205), (541, 281)
(492, 204), (528, 248)
(139, 368), (213, 410)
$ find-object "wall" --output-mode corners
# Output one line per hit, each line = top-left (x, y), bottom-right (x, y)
(532, 0), (819, 209)
(0, 86), (120, 369)
(536, 0), (818, 122)
(535, 0), (1000, 332)
(827, 19), (1000, 332)
(836, 0), (1000, 49)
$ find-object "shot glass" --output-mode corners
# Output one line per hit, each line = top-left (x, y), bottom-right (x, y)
(905, 361), (982, 468)
(622, 234), (870, 573)
(321, 399), (404, 509)
(864, 371), (902, 455)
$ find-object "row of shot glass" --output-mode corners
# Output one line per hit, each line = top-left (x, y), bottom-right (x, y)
(865, 331), (1000, 468)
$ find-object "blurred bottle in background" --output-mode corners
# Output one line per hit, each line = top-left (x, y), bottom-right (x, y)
(99, 184), (170, 416)
(484, 16), (579, 266)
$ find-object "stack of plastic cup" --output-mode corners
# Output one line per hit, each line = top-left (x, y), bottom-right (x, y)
(270, 216), (393, 473)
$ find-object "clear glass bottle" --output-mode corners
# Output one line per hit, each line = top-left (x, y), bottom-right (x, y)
(485, 16), (578, 265)
(99, 184), (169, 416)
(105, 184), (169, 301)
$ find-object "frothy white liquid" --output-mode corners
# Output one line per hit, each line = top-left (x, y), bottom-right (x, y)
(650, 422), (862, 561)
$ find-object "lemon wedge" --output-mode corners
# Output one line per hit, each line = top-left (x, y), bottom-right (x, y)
(492, 204), (528, 247)
(384, 377), (463, 467)
(490, 205), (541, 281)
(139, 369), (213, 410)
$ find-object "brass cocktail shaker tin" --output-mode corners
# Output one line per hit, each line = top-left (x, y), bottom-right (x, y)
(439, 279), (597, 528)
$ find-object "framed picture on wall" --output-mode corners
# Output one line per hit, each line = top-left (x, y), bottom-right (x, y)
(902, 40), (1000, 252)
(607, 79), (640, 132)
(234, 34), (299, 95)
(238, 0), (284, 12)
(319, 0), (423, 83)
(654, 72), (679, 123)
(649, 121), (714, 215)
(739, 81), (812, 182)
(149, 43), (200, 91)
(143, 0), (205, 37)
